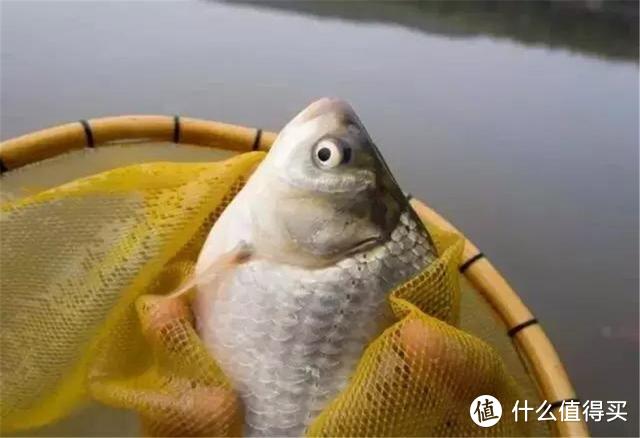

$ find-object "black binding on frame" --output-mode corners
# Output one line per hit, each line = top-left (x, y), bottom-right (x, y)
(459, 253), (485, 273)
(79, 120), (95, 148)
(173, 115), (181, 143)
(507, 318), (539, 337)
(252, 129), (262, 151)
(405, 193), (485, 274)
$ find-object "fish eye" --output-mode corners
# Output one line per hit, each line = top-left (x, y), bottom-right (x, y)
(313, 139), (342, 168)
(313, 138), (351, 169)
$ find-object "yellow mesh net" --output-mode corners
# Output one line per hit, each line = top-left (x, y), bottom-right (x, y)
(1, 148), (537, 437)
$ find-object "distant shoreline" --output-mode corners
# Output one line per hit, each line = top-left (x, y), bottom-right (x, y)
(228, 0), (639, 62)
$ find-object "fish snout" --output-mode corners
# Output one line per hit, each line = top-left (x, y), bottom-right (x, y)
(289, 97), (357, 126)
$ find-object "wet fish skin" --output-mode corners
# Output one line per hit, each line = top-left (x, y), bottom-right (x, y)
(194, 98), (437, 436)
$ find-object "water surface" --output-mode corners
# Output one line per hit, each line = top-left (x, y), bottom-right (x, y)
(1, 1), (638, 436)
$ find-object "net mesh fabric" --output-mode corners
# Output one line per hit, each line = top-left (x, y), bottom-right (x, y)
(1, 146), (540, 437)
(1, 153), (261, 435)
(306, 230), (530, 437)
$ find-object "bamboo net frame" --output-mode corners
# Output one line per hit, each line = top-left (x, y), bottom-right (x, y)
(0, 115), (589, 437)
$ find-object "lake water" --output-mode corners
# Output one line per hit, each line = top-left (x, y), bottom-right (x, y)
(1, 1), (638, 436)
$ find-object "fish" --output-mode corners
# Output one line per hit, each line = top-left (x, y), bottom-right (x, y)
(193, 98), (437, 437)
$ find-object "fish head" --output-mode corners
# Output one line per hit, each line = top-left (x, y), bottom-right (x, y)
(252, 98), (410, 267)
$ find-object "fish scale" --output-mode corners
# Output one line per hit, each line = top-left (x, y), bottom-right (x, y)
(197, 211), (435, 436)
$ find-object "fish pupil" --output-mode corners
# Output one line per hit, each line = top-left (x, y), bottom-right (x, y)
(317, 147), (331, 162)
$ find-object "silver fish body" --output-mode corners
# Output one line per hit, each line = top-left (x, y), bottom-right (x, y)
(194, 98), (437, 436)
(196, 212), (433, 436)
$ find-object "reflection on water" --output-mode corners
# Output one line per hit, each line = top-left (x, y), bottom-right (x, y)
(1, 1), (638, 436)
(231, 0), (639, 62)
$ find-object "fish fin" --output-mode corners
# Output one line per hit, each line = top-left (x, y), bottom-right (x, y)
(168, 241), (253, 301)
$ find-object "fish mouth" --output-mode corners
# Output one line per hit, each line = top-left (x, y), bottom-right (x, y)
(290, 97), (360, 126)
(315, 97), (354, 116)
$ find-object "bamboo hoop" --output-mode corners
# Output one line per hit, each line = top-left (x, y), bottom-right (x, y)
(0, 115), (277, 171)
(0, 115), (588, 437)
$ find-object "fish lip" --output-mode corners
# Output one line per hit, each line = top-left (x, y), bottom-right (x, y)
(291, 97), (360, 126)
